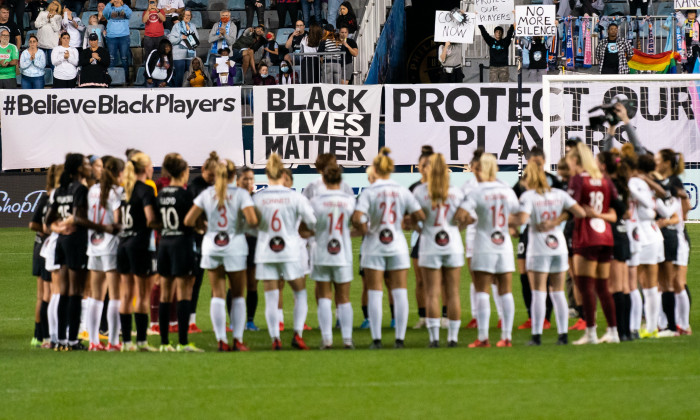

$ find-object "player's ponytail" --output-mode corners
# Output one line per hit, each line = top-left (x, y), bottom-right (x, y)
(479, 153), (498, 182)
(215, 158), (236, 208)
(100, 157), (125, 209)
(659, 148), (685, 176)
(322, 163), (343, 186)
(524, 161), (550, 195)
(162, 153), (188, 180)
(427, 153), (449, 206)
(59, 153), (85, 189)
(203, 151), (220, 173)
(315, 153), (337, 173)
(46, 164), (59, 192)
(569, 143), (602, 180)
(124, 152), (150, 201)
(265, 153), (284, 181)
(373, 147), (394, 176)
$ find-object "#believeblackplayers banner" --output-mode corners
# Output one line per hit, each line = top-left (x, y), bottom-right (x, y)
(252, 84), (382, 167)
(0, 87), (244, 170)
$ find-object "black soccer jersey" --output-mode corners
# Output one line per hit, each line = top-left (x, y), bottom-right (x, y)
(32, 193), (49, 245)
(158, 185), (194, 237)
(51, 180), (88, 237)
(120, 180), (157, 238)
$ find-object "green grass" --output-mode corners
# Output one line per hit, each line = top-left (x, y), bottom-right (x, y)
(1, 227), (699, 419)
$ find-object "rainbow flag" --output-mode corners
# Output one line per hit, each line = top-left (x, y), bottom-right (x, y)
(628, 50), (682, 74)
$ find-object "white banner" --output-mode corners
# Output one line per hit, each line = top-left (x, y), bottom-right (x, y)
(475, 0), (514, 26)
(675, 0), (700, 10)
(434, 10), (476, 44)
(252, 84), (382, 167)
(515, 5), (556, 37)
(0, 87), (244, 170)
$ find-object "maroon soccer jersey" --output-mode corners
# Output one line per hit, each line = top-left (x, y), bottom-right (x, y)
(568, 172), (617, 248)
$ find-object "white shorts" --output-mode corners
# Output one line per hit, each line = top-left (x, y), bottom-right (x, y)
(300, 242), (311, 275)
(311, 265), (353, 283)
(465, 229), (475, 259)
(418, 253), (464, 270)
(627, 251), (639, 267)
(638, 241), (664, 266)
(201, 254), (247, 272)
(361, 253), (411, 271)
(526, 254), (569, 274)
(471, 252), (515, 274)
(256, 261), (304, 281)
(676, 237), (689, 267)
(88, 255), (118, 272)
(41, 238), (60, 272)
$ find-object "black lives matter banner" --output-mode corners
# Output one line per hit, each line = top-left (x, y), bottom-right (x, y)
(253, 84), (382, 167)
(0, 87), (244, 170)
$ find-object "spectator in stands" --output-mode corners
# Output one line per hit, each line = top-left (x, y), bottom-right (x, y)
(51, 32), (79, 88)
(35, 1), (61, 66)
(678, 10), (700, 73)
(63, 0), (84, 19)
(595, 22), (633, 75)
(9, 0), (26, 36)
(523, 36), (548, 82)
(157, 0), (184, 31)
(143, 0), (166, 58)
(261, 31), (280, 67)
(0, 5), (22, 48)
(277, 0), (300, 29)
(231, 25), (266, 83)
(183, 56), (210, 86)
(300, 22), (322, 83)
(338, 25), (356, 84)
(437, 41), (463, 83)
(246, 0), (265, 29)
(335, 2), (357, 34)
(284, 20), (307, 64)
(96, 2), (108, 27)
(78, 32), (110, 87)
(145, 38), (173, 87)
(253, 63), (276, 85)
(278, 58), (297, 84)
(630, 0), (649, 16)
(544, 0), (570, 18)
(0, 29), (18, 89)
(317, 25), (341, 83)
(327, 0), (342, 29)
(208, 10), (237, 68)
(83, 14), (106, 49)
(104, 0), (132, 82)
(28, 0), (49, 26)
(62, 7), (85, 52)
(478, 23), (514, 82)
(168, 8), (199, 87)
(300, 0), (321, 27)
(19, 34), (46, 89)
(211, 47), (236, 86)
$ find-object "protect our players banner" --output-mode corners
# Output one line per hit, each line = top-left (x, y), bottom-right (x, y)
(0, 87), (244, 170)
(474, 0), (514, 26)
(252, 84), (382, 167)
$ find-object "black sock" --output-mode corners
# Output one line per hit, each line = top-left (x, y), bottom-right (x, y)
(34, 322), (41, 341)
(120, 313), (132, 343)
(362, 305), (368, 319)
(389, 304), (395, 319)
(246, 290), (258, 322)
(520, 274), (532, 318)
(662, 291), (676, 331)
(100, 293), (109, 333)
(623, 293), (632, 336)
(226, 289), (233, 323)
(545, 293), (553, 322)
(441, 306), (447, 318)
(418, 307), (426, 318)
(177, 300), (190, 346)
(575, 305), (584, 319)
(191, 267), (204, 319)
(134, 312), (149, 343)
(159, 302), (171, 345)
(57, 295), (69, 341)
(613, 292), (625, 336)
(68, 295), (82, 342)
(686, 284), (692, 306)
(40, 300), (49, 340)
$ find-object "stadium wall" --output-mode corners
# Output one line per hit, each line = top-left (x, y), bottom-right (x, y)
(365, 0), (406, 84)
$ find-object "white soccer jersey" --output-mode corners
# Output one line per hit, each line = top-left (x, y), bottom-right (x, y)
(519, 189), (577, 257)
(194, 184), (254, 257)
(460, 181), (519, 256)
(413, 184), (465, 256)
(627, 177), (660, 248)
(461, 178), (478, 255)
(87, 184), (121, 257)
(355, 179), (421, 257)
(310, 190), (356, 267)
(302, 177), (355, 199)
(254, 185), (317, 263)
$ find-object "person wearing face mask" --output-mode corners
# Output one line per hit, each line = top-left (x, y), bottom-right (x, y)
(278, 59), (298, 84)
(253, 63), (276, 85)
(208, 10), (237, 69)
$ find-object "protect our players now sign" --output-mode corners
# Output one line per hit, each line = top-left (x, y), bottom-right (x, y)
(434, 10), (476, 44)
(515, 5), (556, 37)
(474, 0), (514, 26)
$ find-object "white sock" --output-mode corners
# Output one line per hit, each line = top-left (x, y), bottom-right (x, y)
(448, 320), (461, 342)
(550, 291), (569, 335)
(492, 283), (503, 320)
(368, 290), (383, 340)
(264, 290), (280, 339)
(278, 308), (284, 325)
(90, 299), (104, 345)
(48, 294), (59, 343)
(470, 282), (477, 319)
(426, 317), (440, 342)
(209, 297), (227, 342)
(476, 292), (490, 342)
(391, 288), (408, 340)
(107, 299), (120, 345)
(293, 290), (308, 336)
(642, 287), (659, 332)
(337, 302), (353, 341)
(85, 298), (95, 343)
(189, 312), (196, 325)
(531, 290), (546, 335)
(630, 289), (643, 332)
(658, 305), (668, 330)
(317, 298), (333, 345)
(675, 291), (690, 330)
(80, 298), (88, 333)
(500, 293), (515, 341)
(231, 297), (246, 341)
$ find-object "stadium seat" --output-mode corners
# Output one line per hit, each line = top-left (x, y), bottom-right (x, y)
(655, 2), (675, 16)
(228, 0), (245, 10)
(22, 30), (37, 48)
(135, 0), (149, 10)
(135, 66), (146, 85)
(276, 28), (294, 43)
(129, 29), (142, 47)
(44, 69), (53, 86)
(237, 28), (245, 38)
(130, 13), (146, 29)
(81, 11), (97, 23)
(191, 11), (203, 28)
(23, 12), (30, 30)
(88, 0), (99, 11)
(164, 28), (170, 36)
(268, 65), (279, 79)
(233, 64), (243, 84)
(108, 67), (126, 86)
(604, 3), (628, 16)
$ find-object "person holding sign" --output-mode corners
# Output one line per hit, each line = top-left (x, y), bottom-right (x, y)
(478, 24), (514, 82)
(677, 10), (700, 73)
(438, 41), (464, 83)
(595, 22), (633, 74)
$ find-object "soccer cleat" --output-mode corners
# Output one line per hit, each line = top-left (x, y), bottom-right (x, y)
(137, 343), (158, 352)
(676, 326), (692, 336)
(30, 338), (41, 348)
(468, 339), (490, 348)
(496, 319), (502, 329)
(291, 333), (309, 350)
(573, 329), (598, 345)
(148, 325), (160, 335)
(188, 323), (202, 334)
(159, 344), (176, 352)
(106, 343), (122, 352)
(272, 338), (282, 350)
(496, 339), (512, 348)
(369, 339), (382, 350)
(527, 335), (541, 346)
(447, 341), (458, 348)
(88, 342), (106, 351)
(394, 339), (405, 349)
(630, 330), (640, 340)
(78, 330), (90, 341)
(465, 318), (478, 329)
(217, 340), (230, 352)
(639, 329), (659, 339)
(41, 341), (53, 350)
(320, 344), (333, 350)
(440, 318), (449, 329)
(599, 328), (620, 343)
(49, 341), (58, 350)
(569, 318), (587, 331)
(543, 319), (552, 330)
(303, 324), (312, 331)
(121, 342), (138, 352)
(557, 333), (568, 345)
(169, 324), (179, 333)
(657, 329), (676, 338)
(68, 342), (88, 351)
(413, 318), (426, 329)
(177, 343), (204, 353)
(359, 319), (370, 329)
(390, 319), (396, 329)
(98, 331), (109, 341)
(279, 322), (285, 332)
(428, 340), (439, 348)
(226, 326), (233, 333)
(517, 318), (532, 330)
(245, 321), (260, 331)
(232, 339), (250, 352)
(343, 341), (355, 349)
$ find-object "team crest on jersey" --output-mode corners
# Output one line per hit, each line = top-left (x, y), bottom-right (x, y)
(270, 236), (286, 252)
(590, 218), (606, 233)
(632, 227), (640, 241)
(379, 229), (394, 244)
(327, 239), (341, 255)
(491, 231), (505, 245)
(545, 235), (559, 249)
(214, 232), (230, 247)
(435, 230), (450, 246)
(90, 232), (104, 246)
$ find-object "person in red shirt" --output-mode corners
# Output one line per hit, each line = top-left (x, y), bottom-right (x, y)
(142, 0), (166, 58)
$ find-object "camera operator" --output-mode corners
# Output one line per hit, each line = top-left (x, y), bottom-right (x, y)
(600, 102), (645, 155)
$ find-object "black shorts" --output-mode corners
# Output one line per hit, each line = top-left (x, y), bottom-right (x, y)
(55, 232), (88, 271)
(662, 227), (679, 263)
(573, 246), (613, 263)
(410, 236), (420, 260)
(613, 227), (631, 262)
(117, 235), (153, 276)
(246, 235), (257, 268)
(32, 241), (50, 281)
(517, 226), (529, 260)
(157, 236), (194, 278)
(358, 252), (364, 277)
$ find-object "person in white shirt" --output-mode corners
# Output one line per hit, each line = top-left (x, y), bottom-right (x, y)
(515, 162), (584, 346)
(62, 7), (85, 49)
(185, 158), (258, 352)
(157, 0), (184, 30)
(352, 147), (425, 349)
(51, 32), (80, 88)
(254, 153), (317, 351)
(455, 153), (519, 348)
(413, 153), (465, 347)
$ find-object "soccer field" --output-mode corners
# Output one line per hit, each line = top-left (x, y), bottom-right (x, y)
(2, 227), (699, 419)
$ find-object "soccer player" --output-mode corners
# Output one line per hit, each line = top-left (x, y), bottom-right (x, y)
(185, 157), (258, 352)
(352, 147), (425, 349)
(413, 153), (465, 347)
(237, 167), (261, 332)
